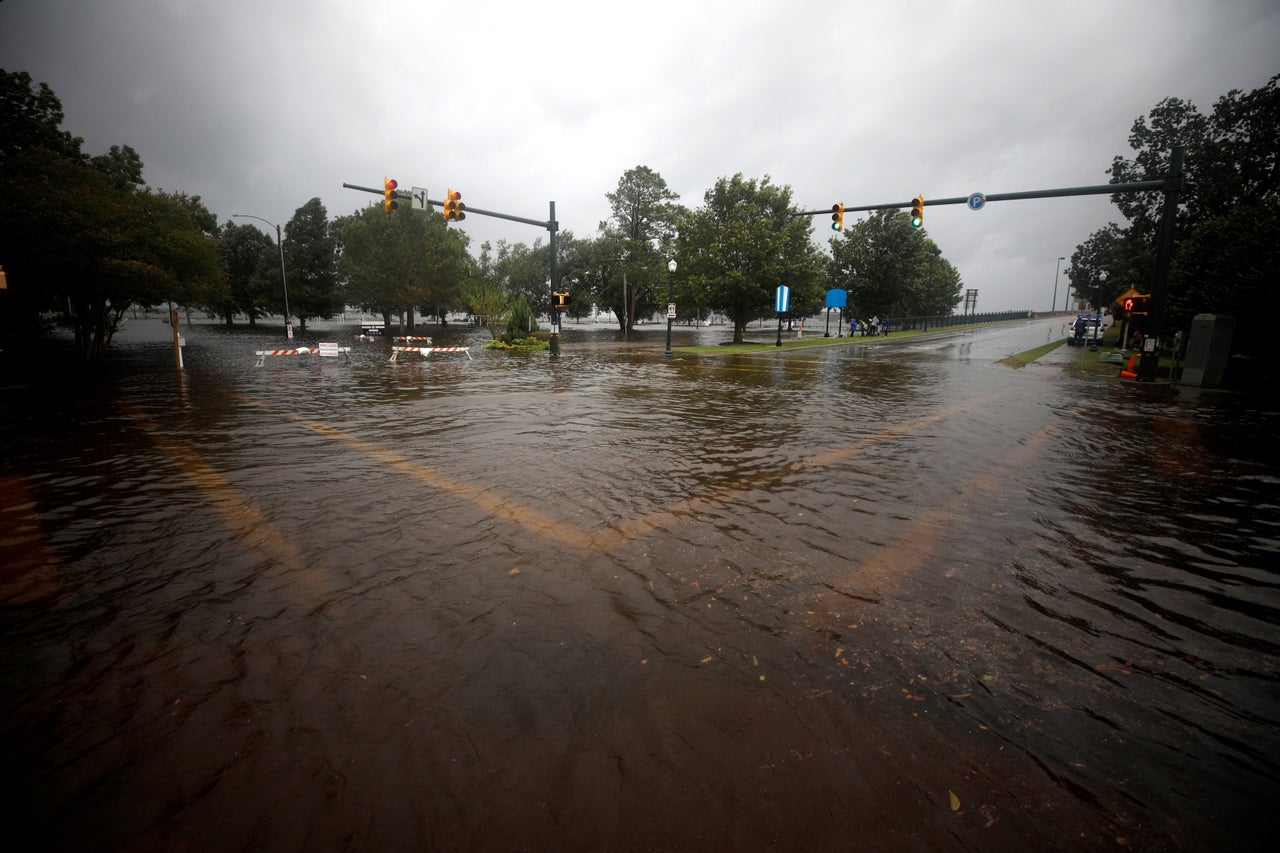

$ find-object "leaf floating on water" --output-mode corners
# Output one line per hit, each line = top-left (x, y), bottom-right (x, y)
(949, 790), (961, 812)
(752, 655), (759, 667)
(700, 655), (713, 664)
(508, 568), (521, 576)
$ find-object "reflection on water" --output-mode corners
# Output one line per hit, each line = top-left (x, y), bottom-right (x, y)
(1, 317), (1277, 849)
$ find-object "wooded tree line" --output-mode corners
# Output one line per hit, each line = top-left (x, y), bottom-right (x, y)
(3, 66), (1274, 361)
(0, 69), (963, 357)
(1070, 73), (1278, 367)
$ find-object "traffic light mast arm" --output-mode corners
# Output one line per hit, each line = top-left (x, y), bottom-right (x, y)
(791, 177), (1170, 218)
(342, 182), (554, 229)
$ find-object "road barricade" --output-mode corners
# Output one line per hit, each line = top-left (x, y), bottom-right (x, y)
(389, 345), (471, 362)
(255, 343), (350, 367)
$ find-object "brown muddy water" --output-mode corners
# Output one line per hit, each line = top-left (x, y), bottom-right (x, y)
(1, 316), (1277, 851)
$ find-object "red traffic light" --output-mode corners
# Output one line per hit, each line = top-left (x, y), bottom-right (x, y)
(383, 177), (399, 212)
(444, 188), (466, 222)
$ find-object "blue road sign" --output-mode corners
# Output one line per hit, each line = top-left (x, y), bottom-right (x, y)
(775, 284), (790, 313)
(967, 192), (986, 211)
(824, 288), (847, 309)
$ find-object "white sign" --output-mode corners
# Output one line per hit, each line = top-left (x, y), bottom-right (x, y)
(411, 187), (428, 211)
(318, 341), (341, 358)
(667, 303), (677, 318)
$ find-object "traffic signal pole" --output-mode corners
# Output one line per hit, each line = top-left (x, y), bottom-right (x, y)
(342, 183), (561, 354)
(1136, 146), (1183, 382)
(803, 150), (1184, 381)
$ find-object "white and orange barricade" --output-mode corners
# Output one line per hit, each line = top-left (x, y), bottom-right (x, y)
(255, 342), (350, 367)
(389, 345), (471, 362)
(392, 335), (433, 345)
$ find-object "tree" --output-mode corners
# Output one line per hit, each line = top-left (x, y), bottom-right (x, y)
(593, 166), (684, 332)
(0, 68), (83, 164)
(503, 294), (539, 340)
(490, 239), (550, 315)
(0, 70), (223, 357)
(1067, 224), (1149, 311)
(337, 203), (472, 331)
(1097, 74), (1278, 366)
(90, 144), (144, 190)
(676, 174), (825, 343)
(828, 210), (962, 319)
(280, 198), (339, 331)
(217, 221), (274, 325)
(465, 242), (509, 338)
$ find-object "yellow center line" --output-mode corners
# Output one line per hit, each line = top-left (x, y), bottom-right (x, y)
(826, 418), (1064, 598)
(116, 401), (340, 602)
(233, 388), (1010, 552)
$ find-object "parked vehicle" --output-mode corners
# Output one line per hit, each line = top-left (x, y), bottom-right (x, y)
(1067, 313), (1105, 346)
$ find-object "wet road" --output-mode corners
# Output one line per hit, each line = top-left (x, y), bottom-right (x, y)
(2, 316), (1277, 851)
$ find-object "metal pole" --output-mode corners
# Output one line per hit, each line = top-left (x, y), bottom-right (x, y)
(170, 307), (182, 375)
(549, 201), (559, 357)
(234, 214), (291, 338)
(276, 223), (291, 339)
(664, 262), (674, 356)
(1051, 256), (1065, 313)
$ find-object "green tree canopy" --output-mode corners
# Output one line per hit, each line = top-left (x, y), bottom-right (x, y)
(590, 166), (684, 331)
(827, 210), (962, 319)
(0, 68), (83, 164)
(279, 197), (339, 330)
(676, 173), (825, 343)
(216, 221), (275, 325)
(1, 69), (223, 357)
(338, 203), (470, 329)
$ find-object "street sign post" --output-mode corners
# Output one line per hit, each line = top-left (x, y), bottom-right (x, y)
(775, 285), (790, 347)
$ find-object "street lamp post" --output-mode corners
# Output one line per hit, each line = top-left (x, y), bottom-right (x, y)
(233, 213), (291, 338)
(664, 258), (676, 356)
(1051, 256), (1065, 313)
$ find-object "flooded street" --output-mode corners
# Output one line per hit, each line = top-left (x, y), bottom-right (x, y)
(2, 316), (1277, 850)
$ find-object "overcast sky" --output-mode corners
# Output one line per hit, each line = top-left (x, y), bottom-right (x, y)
(2, 0), (1276, 312)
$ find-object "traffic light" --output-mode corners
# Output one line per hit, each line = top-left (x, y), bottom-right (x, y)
(831, 203), (844, 232)
(1127, 295), (1149, 316)
(383, 177), (398, 212)
(444, 189), (466, 222)
(909, 195), (924, 228)
(553, 291), (571, 308)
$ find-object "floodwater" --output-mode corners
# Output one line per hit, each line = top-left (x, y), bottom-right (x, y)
(1, 316), (1277, 851)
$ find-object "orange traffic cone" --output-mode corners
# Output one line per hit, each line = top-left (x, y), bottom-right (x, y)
(1119, 354), (1138, 379)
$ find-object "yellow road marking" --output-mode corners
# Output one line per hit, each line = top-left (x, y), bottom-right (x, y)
(116, 402), (340, 602)
(233, 389), (1009, 552)
(830, 419), (1063, 596)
